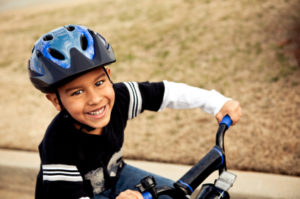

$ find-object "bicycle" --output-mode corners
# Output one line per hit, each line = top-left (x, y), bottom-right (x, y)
(136, 115), (236, 199)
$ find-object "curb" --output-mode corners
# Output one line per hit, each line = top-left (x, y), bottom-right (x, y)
(0, 149), (299, 199)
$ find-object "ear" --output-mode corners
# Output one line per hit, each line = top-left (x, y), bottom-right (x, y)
(46, 93), (62, 111)
(105, 67), (111, 78)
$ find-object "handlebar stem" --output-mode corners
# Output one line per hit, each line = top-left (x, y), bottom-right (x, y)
(216, 124), (227, 152)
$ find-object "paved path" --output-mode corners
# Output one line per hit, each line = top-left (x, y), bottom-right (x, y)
(0, 149), (300, 199)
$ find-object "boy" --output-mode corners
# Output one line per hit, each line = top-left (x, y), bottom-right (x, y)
(28, 25), (241, 199)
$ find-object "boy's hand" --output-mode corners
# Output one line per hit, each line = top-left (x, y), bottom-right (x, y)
(216, 100), (242, 125)
(116, 190), (144, 199)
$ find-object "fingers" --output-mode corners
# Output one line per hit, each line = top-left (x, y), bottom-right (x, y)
(116, 190), (144, 199)
(216, 100), (242, 125)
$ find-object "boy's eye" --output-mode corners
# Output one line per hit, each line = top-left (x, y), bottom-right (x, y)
(95, 80), (104, 86)
(71, 90), (83, 96)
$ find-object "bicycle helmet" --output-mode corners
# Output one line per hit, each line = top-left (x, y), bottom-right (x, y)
(28, 24), (116, 93)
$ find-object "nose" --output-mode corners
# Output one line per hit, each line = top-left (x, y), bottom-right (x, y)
(87, 88), (102, 106)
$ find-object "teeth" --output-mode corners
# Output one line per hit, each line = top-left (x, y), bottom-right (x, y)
(89, 107), (105, 115)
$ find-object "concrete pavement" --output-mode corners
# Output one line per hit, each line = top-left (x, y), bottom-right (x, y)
(0, 149), (299, 199)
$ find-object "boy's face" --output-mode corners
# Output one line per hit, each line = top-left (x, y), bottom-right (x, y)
(46, 67), (115, 135)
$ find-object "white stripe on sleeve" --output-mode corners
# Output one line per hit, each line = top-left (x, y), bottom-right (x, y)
(42, 164), (83, 182)
(43, 175), (83, 182)
(42, 164), (79, 171)
(123, 82), (142, 119)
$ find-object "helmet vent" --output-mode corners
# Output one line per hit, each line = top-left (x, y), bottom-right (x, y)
(80, 34), (88, 50)
(37, 50), (42, 58)
(66, 25), (75, 31)
(43, 34), (53, 41)
(48, 48), (65, 60)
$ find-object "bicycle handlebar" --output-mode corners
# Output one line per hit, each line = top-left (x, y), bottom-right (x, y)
(139, 115), (233, 199)
(219, 115), (232, 128)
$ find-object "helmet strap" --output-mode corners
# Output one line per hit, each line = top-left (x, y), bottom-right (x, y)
(103, 66), (113, 83)
(55, 90), (64, 110)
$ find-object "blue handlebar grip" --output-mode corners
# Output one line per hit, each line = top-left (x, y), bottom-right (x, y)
(142, 192), (153, 199)
(220, 115), (232, 128)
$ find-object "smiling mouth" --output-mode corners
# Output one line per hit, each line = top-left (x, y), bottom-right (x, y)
(87, 106), (106, 117)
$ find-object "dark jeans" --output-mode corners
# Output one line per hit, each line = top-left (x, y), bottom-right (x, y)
(93, 164), (174, 199)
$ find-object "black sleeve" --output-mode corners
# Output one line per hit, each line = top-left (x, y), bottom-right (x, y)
(138, 81), (165, 111)
(35, 151), (91, 199)
(117, 81), (165, 120)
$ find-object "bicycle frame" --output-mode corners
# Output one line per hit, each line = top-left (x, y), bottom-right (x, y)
(137, 115), (236, 199)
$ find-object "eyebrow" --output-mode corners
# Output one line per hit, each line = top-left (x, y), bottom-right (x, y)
(64, 72), (107, 94)
(94, 72), (107, 81)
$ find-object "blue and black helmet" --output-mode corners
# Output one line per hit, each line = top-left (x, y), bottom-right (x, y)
(28, 25), (116, 93)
